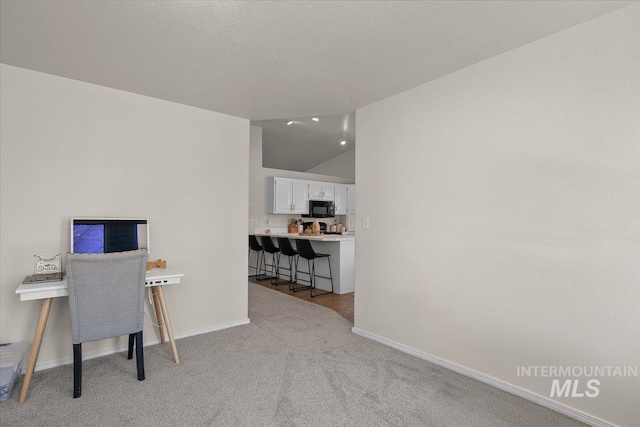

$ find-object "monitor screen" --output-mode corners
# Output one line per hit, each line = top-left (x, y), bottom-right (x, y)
(71, 218), (149, 254)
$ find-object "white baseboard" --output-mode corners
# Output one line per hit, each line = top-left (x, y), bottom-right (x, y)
(174, 318), (250, 340)
(351, 327), (616, 427)
(29, 318), (251, 373)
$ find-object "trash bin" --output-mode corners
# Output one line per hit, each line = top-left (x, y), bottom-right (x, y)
(0, 342), (28, 402)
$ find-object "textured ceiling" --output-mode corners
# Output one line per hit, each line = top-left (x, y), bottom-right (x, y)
(2, 1), (634, 173)
(1, 1), (634, 121)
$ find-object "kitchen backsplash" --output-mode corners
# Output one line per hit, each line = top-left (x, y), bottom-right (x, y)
(251, 215), (353, 234)
(254, 215), (340, 228)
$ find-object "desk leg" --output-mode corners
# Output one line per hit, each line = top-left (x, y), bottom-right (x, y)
(18, 297), (53, 404)
(151, 289), (165, 344)
(155, 286), (179, 363)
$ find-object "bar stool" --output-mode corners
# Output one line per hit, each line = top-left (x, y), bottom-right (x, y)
(276, 237), (299, 289)
(260, 236), (281, 285)
(248, 235), (266, 281)
(294, 239), (333, 297)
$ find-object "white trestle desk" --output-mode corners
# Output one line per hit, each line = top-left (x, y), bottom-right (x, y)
(15, 269), (184, 403)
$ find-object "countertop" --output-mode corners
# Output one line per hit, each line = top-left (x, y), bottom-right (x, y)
(255, 232), (355, 242)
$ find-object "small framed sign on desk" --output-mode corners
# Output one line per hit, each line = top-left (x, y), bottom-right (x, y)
(33, 254), (61, 274)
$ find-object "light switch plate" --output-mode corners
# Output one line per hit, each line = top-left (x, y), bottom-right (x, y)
(363, 218), (370, 230)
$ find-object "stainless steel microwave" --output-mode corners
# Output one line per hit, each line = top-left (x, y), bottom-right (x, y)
(303, 200), (335, 218)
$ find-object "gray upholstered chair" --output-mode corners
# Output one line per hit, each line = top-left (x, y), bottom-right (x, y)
(65, 249), (148, 398)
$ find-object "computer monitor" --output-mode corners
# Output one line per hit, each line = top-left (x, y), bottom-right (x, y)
(71, 218), (149, 254)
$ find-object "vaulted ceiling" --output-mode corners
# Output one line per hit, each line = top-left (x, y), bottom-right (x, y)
(253, 112), (355, 172)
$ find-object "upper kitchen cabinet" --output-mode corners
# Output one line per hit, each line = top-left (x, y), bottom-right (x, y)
(334, 184), (348, 215)
(267, 177), (309, 214)
(308, 182), (335, 201)
(292, 181), (309, 213)
(335, 184), (356, 215)
(347, 184), (356, 214)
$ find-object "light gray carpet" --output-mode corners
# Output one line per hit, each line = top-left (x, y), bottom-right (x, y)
(1, 283), (585, 426)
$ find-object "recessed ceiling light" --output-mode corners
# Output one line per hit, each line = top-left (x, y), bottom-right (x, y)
(341, 139), (346, 145)
(286, 120), (294, 125)
(312, 117), (319, 122)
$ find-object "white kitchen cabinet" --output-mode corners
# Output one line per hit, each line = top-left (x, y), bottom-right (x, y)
(267, 177), (309, 214)
(347, 184), (356, 214)
(334, 184), (348, 215)
(308, 182), (334, 201)
(322, 184), (334, 201)
(335, 184), (356, 215)
(345, 214), (356, 233)
(308, 182), (322, 199)
(272, 178), (293, 213)
(291, 180), (309, 214)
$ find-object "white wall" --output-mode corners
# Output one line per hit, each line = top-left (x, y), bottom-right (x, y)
(306, 148), (355, 179)
(0, 65), (249, 369)
(249, 126), (353, 234)
(354, 5), (639, 427)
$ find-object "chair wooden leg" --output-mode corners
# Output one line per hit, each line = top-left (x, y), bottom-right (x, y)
(136, 331), (145, 381)
(128, 333), (135, 359)
(73, 343), (82, 398)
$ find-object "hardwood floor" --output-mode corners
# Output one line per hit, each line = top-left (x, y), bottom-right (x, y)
(251, 277), (354, 323)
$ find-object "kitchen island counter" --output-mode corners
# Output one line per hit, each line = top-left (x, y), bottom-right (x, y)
(255, 232), (354, 242)
(252, 232), (355, 294)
